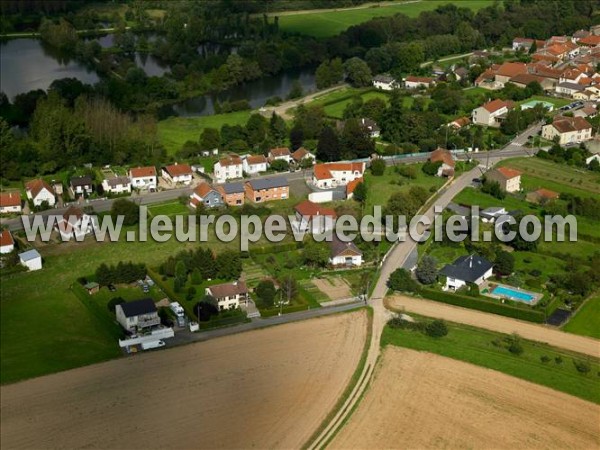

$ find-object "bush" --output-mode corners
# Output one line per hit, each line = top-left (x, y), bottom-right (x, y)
(186, 286), (197, 301)
(370, 158), (386, 176)
(107, 296), (125, 313)
(573, 359), (591, 374)
(506, 333), (524, 355)
(425, 319), (448, 338)
(387, 268), (419, 293)
(540, 355), (551, 363)
(555, 356), (563, 365)
(422, 160), (441, 176)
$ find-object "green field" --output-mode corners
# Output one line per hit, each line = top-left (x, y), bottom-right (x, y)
(278, 0), (494, 37)
(147, 201), (191, 217)
(563, 295), (600, 339)
(382, 318), (600, 404)
(157, 111), (252, 155)
(311, 87), (391, 118)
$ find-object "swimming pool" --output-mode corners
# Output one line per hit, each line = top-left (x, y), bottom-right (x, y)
(492, 286), (535, 303)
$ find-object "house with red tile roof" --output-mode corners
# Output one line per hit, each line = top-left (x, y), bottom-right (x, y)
(56, 205), (93, 241)
(242, 154), (268, 175)
(542, 116), (593, 145)
(0, 192), (22, 214)
(0, 229), (15, 254)
(205, 281), (248, 310)
(346, 177), (364, 200)
(526, 188), (559, 204)
(428, 148), (455, 177)
(471, 99), (515, 127)
(578, 35), (600, 47)
(293, 200), (336, 233)
(25, 179), (56, 207)
(162, 163), (193, 185)
(312, 162), (366, 189)
(404, 76), (436, 89)
(189, 182), (224, 209)
(291, 147), (315, 165)
(447, 117), (471, 129)
(494, 62), (528, 86)
(485, 167), (522, 193)
(268, 147), (292, 163)
(213, 155), (243, 183)
(129, 166), (157, 190)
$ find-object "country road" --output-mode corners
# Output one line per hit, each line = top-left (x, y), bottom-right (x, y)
(386, 295), (600, 358)
(260, 83), (349, 120)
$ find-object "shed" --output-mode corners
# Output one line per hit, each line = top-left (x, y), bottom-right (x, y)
(84, 281), (100, 295)
(19, 249), (42, 271)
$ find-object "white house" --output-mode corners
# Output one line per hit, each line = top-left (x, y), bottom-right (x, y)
(242, 154), (268, 175)
(291, 147), (315, 165)
(129, 166), (158, 190)
(329, 236), (363, 267)
(293, 200), (336, 233)
(205, 281), (248, 310)
(471, 99), (515, 127)
(485, 167), (522, 193)
(0, 192), (22, 214)
(25, 179), (56, 207)
(372, 74), (398, 91)
(555, 82), (586, 97)
(115, 298), (160, 332)
(404, 76), (436, 89)
(102, 176), (131, 194)
(56, 206), (94, 241)
(542, 116), (593, 145)
(440, 254), (493, 291)
(312, 162), (365, 189)
(0, 230), (15, 254)
(19, 249), (42, 271)
(213, 155), (243, 183)
(268, 147), (292, 163)
(162, 163), (193, 185)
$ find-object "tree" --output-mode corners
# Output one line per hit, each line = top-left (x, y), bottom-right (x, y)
(175, 260), (187, 285)
(494, 251), (514, 276)
(290, 124), (304, 150)
(341, 118), (375, 159)
(270, 159), (289, 172)
(269, 113), (287, 145)
(194, 298), (219, 321)
(245, 114), (268, 147)
(425, 319), (448, 338)
(280, 275), (298, 304)
(199, 128), (220, 150)
(353, 181), (367, 204)
(255, 279), (276, 308)
(387, 268), (418, 293)
(481, 179), (506, 200)
(416, 255), (438, 285)
(287, 80), (303, 100)
(370, 158), (386, 176)
(422, 160), (442, 176)
(316, 126), (340, 162)
(110, 199), (140, 226)
(344, 57), (372, 87)
(302, 240), (330, 267)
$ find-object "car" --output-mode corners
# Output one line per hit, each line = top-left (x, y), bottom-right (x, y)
(472, 177), (481, 183)
(108, 284), (116, 292)
(142, 284), (150, 293)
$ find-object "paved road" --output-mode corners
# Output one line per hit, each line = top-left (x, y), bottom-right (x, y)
(387, 295), (600, 358)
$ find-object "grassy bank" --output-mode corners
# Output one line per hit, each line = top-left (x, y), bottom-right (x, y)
(382, 318), (600, 404)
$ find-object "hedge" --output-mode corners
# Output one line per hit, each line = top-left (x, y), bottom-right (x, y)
(419, 288), (545, 323)
(249, 241), (302, 255)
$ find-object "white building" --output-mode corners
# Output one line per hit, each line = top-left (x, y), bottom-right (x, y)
(205, 281), (248, 311)
(293, 200), (336, 233)
(329, 236), (363, 267)
(0, 192), (22, 214)
(372, 74), (398, 91)
(542, 116), (593, 145)
(268, 147), (292, 163)
(0, 230), (15, 254)
(19, 249), (42, 271)
(129, 166), (158, 190)
(25, 179), (56, 207)
(440, 254), (493, 291)
(291, 147), (315, 165)
(102, 176), (131, 194)
(471, 99), (514, 127)
(404, 76), (436, 89)
(162, 163), (193, 185)
(485, 167), (522, 193)
(242, 154), (268, 175)
(312, 162), (365, 189)
(115, 298), (160, 332)
(56, 206), (94, 241)
(213, 155), (243, 183)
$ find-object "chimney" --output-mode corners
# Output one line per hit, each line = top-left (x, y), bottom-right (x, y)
(469, 256), (473, 269)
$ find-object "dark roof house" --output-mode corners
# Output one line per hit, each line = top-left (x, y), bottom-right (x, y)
(119, 298), (157, 318)
(440, 254), (493, 283)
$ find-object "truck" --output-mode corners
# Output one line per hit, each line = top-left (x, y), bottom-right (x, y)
(141, 340), (165, 350)
(169, 302), (185, 317)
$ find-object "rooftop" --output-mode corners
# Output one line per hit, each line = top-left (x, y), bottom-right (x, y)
(164, 163), (193, 177)
(0, 230), (14, 247)
(247, 177), (289, 191)
(440, 254), (493, 283)
(207, 281), (248, 298)
(119, 298), (157, 318)
(130, 166), (157, 178)
(19, 249), (41, 262)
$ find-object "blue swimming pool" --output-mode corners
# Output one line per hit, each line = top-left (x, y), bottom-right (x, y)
(492, 286), (535, 303)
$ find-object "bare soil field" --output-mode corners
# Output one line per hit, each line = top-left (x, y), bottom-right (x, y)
(1, 311), (367, 449)
(331, 347), (600, 449)
(313, 277), (353, 301)
(387, 295), (600, 357)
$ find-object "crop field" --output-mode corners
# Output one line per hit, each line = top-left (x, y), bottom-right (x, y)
(563, 295), (600, 339)
(278, 0), (494, 38)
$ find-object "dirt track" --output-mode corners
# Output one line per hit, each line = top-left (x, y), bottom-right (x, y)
(1, 312), (367, 449)
(331, 347), (600, 449)
(387, 295), (600, 357)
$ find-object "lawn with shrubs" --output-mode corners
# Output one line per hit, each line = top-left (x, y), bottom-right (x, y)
(382, 316), (600, 404)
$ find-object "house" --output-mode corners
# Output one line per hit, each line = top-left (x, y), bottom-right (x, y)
(293, 200), (336, 233)
(19, 249), (42, 271)
(268, 147), (292, 163)
(479, 206), (508, 223)
(0, 192), (22, 214)
(359, 117), (380, 138)
(586, 154), (600, 166)
(372, 74), (398, 91)
(213, 155), (243, 183)
(242, 154), (268, 175)
(428, 148), (455, 177)
(573, 29), (591, 41)
(101, 176), (131, 195)
(448, 117), (471, 129)
(329, 235), (363, 267)
(453, 66), (470, 82)
(56, 205), (93, 241)
(578, 35), (600, 47)
(312, 162), (366, 189)
(574, 105), (598, 118)
(216, 182), (245, 206)
(115, 298), (160, 332)
(129, 166), (158, 190)
(512, 38), (545, 52)
(542, 116), (593, 145)
(162, 163), (193, 185)
(291, 147), (315, 165)
(25, 179), (56, 207)
(494, 62), (528, 86)
(189, 182), (224, 209)
(440, 254), (493, 291)
(69, 175), (93, 197)
(245, 177), (289, 203)
(51, 181), (63, 196)
(0, 230), (15, 254)
(404, 76), (436, 89)
(526, 188), (560, 204)
(509, 73), (554, 91)
(556, 82), (586, 97)
(346, 177), (363, 200)
(471, 99), (515, 127)
(205, 281), (248, 310)
(485, 167), (522, 193)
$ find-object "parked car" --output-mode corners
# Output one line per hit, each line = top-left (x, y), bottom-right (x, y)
(108, 284), (117, 292)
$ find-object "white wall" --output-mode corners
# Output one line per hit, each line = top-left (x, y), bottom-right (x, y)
(309, 191), (334, 203)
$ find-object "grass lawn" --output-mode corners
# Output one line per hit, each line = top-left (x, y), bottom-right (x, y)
(321, 90), (390, 118)
(157, 111), (252, 156)
(147, 201), (191, 217)
(278, 0), (494, 37)
(382, 319), (600, 404)
(453, 186), (539, 213)
(563, 294), (600, 339)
